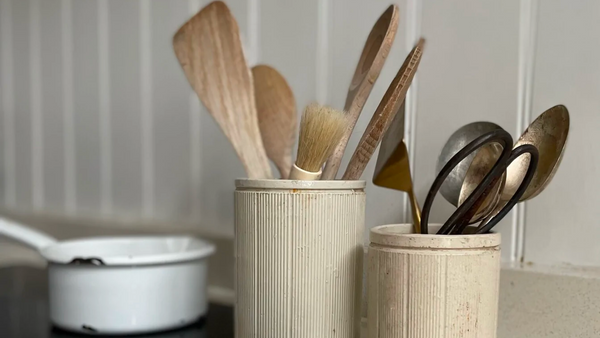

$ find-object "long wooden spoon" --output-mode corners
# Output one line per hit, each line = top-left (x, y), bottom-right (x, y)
(342, 38), (425, 180)
(321, 5), (399, 180)
(173, 1), (272, 179)
(252, 65), (297, 179)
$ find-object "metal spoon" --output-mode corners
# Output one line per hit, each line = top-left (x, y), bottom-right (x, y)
(436, 121), (502, 206)
(462, 105), (569, 213)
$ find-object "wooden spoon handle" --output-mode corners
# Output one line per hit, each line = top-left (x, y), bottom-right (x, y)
(342, 38), (425, 181)
(321, 5), (399, 180)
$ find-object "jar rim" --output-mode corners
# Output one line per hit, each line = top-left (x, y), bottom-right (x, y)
(235, 179), (366, 190)
(370, 223), (500, 249)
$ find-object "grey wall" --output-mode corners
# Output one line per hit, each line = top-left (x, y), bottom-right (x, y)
(0, 0), (594, 267)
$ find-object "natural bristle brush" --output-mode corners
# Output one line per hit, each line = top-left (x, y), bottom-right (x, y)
(289, 103), (349, 180)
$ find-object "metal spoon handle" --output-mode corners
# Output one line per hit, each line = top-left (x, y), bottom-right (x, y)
(421, 129), (514, 234)
(476, 144), (539, 234)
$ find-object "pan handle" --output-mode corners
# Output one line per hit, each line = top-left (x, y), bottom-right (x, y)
(0, 217), (58, 251)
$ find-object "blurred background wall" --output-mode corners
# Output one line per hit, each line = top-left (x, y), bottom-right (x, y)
(0, 0), (596, 267)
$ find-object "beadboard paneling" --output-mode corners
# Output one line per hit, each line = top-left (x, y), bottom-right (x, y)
(72, 0), (102, 214)
(12, 0), (34, 209)
(40, 0), (65, 212)
(0, 0), (596, 266)
(524, 0), (600, 266)
(413, 0), (521, 260)
(150, 0), (193, 222)
(109, 0), (144, 216)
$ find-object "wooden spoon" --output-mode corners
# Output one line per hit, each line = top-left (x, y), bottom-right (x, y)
(321, 5), (399, 180)
(252, 65), (297, 179)
(173, 1), (272, 179)
(342, 38), (425, 180)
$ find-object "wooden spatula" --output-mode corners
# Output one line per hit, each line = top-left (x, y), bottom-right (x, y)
(252, 65), (297, 179)
(321, 5), (399, 180)
(342, 38), (425, 180)
(173, 1), (272, 179)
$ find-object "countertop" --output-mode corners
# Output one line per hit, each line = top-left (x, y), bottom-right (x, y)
(0, 266), (234, 338)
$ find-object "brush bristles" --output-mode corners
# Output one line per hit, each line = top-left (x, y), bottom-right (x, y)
(296, 103), (348, 173)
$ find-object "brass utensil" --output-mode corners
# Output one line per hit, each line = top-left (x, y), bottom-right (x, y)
(321, 5), (399, 180)
(252, 65), (297, 179)
(173, 1), (273, 179)
(342, 38), (425, 180)
(373, 102), (421, 232)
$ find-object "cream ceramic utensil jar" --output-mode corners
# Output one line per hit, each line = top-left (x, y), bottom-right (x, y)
(235, 179), (366, 338)
(367, 224), (501, 338)
(0, 217), (215, 335)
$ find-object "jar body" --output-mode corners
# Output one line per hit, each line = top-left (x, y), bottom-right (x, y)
(235, 179), (366, 338)
(367, 224), (501, 338)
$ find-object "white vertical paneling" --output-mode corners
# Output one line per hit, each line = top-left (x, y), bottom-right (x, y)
(524, 0), (600, 266)
(0, 0), (14, 207)
(414, 0), (520, 260)
(72, 0), (101, 213)
(329, 0), (409, 237)
(258, 0), (319, 193)
(62, 0), (76, 214)
(247, 0), (260, 63)
(315, 0), (330, 104)
(223, 0), (250, 63)
(151, 0), (192, 221)
(13, 0), (33, 208)
(98, 0), (112, 215)
(260, 0), (319, 111)
(140, 0), (154, 218)
(403, 0), (422, 223)
(40, 0), (66, 211)
(513, 0), (538, 262)
(188, 0), (202, 221)
(29, 0), (43, 210)
(0, 0), (596, 270)
(108, 0), (142, 216)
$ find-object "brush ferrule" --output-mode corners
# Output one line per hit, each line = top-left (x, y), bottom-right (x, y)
(289, 163), (322, 181)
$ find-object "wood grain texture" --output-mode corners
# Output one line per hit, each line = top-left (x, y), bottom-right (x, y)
(173, 1), (272, 179)
(321, 4), (399, 180)
(252, 65), (296, 179)
(342, 38), (425, 180)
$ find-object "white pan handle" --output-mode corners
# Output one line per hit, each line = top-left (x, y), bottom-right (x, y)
(0, 216), (58, 250)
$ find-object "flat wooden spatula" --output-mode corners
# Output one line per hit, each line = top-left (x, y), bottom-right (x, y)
(321, 5), (399, 180)
(342, 38), (425, 181)
(173, 1), (273, 179)
(252, 65), (297, 179)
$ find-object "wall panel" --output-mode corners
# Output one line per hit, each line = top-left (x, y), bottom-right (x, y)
(524, 0), (600, 266)
(414, 0), (521, 260)
(0, 0), (597, 266)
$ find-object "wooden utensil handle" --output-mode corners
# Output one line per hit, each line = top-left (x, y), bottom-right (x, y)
(341, 38), (425, 181)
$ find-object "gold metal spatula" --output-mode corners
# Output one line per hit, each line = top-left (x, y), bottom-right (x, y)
(373, 102), (421, 232)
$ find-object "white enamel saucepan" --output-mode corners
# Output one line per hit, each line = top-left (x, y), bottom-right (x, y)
(0, 217), (215, 335)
